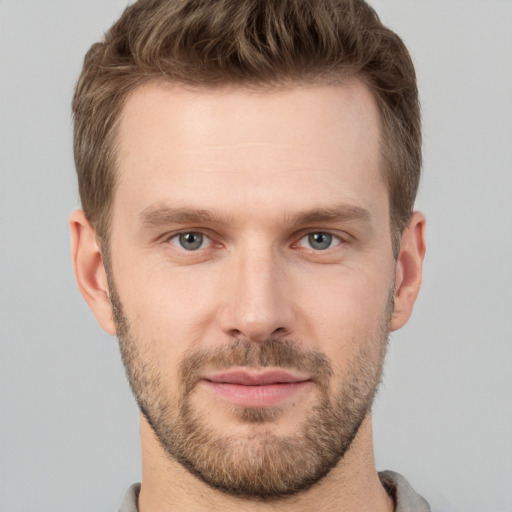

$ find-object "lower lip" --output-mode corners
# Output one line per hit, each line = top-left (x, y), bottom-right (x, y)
(203, 381), (312, 407)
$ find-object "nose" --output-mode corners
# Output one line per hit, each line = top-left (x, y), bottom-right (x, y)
(217, 245), (295, 343)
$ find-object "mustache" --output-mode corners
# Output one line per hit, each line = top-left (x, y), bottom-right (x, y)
(179, 338), (333, 394)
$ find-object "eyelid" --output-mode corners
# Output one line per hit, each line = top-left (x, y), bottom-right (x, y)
(293, 230), (346, 250)
(171, 232), (210, 250)
(163, 229), (219, 249)
(160, 228), (348, 252)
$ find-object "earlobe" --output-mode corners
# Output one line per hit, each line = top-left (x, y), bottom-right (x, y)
(69, 210), (116, 336)
(390, 211), (426, 332)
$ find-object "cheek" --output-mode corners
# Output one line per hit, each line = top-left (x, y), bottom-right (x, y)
(114, 261), (221, 356)
(296, 265), (393, 357)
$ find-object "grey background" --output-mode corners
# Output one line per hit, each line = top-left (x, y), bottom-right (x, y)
(1, 1), (511, 511)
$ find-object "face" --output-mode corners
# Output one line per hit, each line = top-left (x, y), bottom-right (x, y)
(107, 81), (397, 498)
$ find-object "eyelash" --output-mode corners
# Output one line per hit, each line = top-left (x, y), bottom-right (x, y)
(295, 232), (342, 251)
(166, 230), (344, 252)
(168, 231), (214, 251)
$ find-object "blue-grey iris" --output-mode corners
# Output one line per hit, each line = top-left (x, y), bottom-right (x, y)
(308, 233), (332, 250)
(179, 232), (203, 250)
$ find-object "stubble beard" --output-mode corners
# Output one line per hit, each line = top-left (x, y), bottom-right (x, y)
(109, 285), (391, 500)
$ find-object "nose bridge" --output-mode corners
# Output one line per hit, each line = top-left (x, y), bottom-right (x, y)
(219, 240), (292, 342)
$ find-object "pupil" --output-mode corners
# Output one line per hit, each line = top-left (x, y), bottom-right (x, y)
(309, 233), (331, 250)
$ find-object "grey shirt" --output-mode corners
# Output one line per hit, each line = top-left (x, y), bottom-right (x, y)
(118, 470), (430, 511)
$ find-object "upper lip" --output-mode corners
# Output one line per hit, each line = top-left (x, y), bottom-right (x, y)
(203, 369), (311, 386)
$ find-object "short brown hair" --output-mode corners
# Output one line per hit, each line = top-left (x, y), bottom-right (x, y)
(73, 0), (421, 255)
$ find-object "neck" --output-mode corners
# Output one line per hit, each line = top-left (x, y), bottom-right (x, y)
(137, 414), (394, 512)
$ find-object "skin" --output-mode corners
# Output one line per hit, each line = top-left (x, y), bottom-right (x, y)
(70, 80), (426, 512)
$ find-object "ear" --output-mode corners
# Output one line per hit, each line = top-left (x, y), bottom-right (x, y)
(390, 211), (426, 332)
(69, 210), (116, 336)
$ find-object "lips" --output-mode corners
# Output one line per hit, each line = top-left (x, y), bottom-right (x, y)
(201, 369), (312, 407)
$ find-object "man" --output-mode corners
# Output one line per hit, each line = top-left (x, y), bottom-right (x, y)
(70, 0), (428, 510)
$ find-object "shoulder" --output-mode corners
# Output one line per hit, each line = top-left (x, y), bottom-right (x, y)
(379, 470), (431, 512)
(117, 483), (141, 512)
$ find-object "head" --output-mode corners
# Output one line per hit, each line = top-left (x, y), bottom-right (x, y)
(70, 0), (425, 502)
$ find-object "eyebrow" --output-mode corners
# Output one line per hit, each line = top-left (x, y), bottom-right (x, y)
(139, 203), (371, 229)
(139, 205), (233, 228)
(287, 205), (371, 227)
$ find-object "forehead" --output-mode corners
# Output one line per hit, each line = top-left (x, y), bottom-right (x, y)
(118, 80), (381, 158)
(114, 80), (386, 221)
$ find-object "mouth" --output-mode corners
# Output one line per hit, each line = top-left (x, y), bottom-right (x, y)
(200, 369), (313, 408)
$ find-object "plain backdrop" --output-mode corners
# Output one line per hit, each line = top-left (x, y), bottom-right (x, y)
(1, 1), (511, 511)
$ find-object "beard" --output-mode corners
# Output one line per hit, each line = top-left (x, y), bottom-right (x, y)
(109, 283), (391, 500)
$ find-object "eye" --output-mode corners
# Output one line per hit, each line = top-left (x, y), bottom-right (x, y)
(169, 232), (210, 251)
(298, 232), (341, 251)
